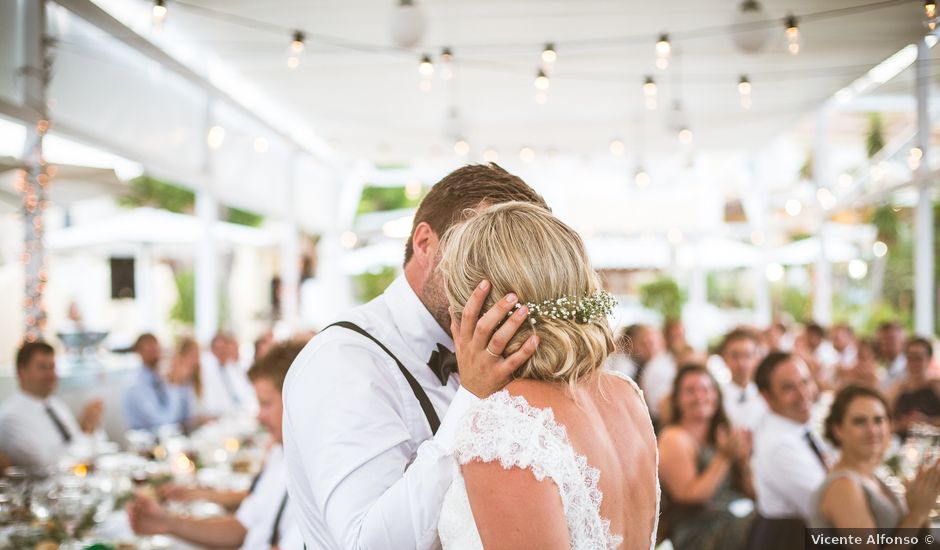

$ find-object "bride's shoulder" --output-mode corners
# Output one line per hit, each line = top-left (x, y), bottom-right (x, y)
(500, 378), (561, 410)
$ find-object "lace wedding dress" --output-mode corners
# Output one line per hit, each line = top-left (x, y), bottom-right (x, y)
(438, 373), (659, 550)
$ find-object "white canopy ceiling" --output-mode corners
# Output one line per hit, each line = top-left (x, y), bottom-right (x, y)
(111, 0), (927, 162)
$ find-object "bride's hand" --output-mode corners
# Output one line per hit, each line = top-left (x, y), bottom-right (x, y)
(451, 279), (539, 398)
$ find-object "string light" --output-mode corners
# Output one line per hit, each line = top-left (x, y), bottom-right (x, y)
(634, 167), (650, 187)
(678, 127), (693, 144)
(454, 138), (469, 156)
(207, 125), (225, 149)
(440, 47), (454, 80)
(738, 75), (752, 109)
(784, 15), (801, 55)
(287, 30), (305, 68)
(534, 68), (550, 90)
(290, 31), (306, 54)
(927, 1), (939, 30)
(418, 54), (433, 91)
(519, 146), (535, 163)
(483, 148), (499, 163)
(418, 54), (434, 76)
(655, 34), (671, 69)
(541, 43), (557, 67)
(643, 76), (657, 110)
(152, 0), (167, 27)
(609, 139), (625, 156)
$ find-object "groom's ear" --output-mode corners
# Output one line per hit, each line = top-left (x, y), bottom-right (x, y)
(410, 221), (440, 268)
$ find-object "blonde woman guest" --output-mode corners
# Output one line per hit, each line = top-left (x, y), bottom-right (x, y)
(437, 202), (660, 550)
(167, 338), (213, 428)
(659, 365), (755, 550)
(810, 385), (940, 537)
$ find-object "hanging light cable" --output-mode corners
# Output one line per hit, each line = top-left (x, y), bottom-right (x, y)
(784, 15), (801, 55)
(655, 34), (671, 69)
(738, 74), (752, 109)
(152, 0), (167, 27)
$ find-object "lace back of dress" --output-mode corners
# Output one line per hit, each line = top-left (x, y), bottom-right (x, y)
(453, 391), (623, 550)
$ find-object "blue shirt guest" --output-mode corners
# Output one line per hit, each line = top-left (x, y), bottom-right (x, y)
(123, 334), (194, 431)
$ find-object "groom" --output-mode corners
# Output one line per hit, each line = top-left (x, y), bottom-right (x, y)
(283, 164), (549, 549)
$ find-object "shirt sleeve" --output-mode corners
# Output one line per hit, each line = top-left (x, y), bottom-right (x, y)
(283, 338), (474, 550)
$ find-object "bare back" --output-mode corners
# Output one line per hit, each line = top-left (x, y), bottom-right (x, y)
(499, 372), (659, 549)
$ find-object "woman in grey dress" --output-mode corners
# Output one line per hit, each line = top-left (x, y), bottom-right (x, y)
(811, 385), (940, 533)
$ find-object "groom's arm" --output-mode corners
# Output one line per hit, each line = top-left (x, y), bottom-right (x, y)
(283, 337), (477, 550)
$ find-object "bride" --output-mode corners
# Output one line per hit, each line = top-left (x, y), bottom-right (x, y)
(437, 202), (660, 550)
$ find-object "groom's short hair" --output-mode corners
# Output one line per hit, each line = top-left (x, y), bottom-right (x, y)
(404, 163), (548, 265)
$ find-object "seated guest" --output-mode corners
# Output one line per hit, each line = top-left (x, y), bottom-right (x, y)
(811, 385), (940, 532)
(835, 338), (881, 390)
(794, 322), (838, 391)
(719, 328), (767, 430)
(124, 334), (194, 431)
(201, 332), (257, 417)
(128, 342), (305, 549)
(659, 365), (755, 550)
(0, 342), (104, 472)
(607, 326), (637, 379)
(889, 337), (940, 437)
(639, 325), (678, 427)
(829, 323), (857, 373)
(877, 321), (907, 389)
(748, 352), (828, 550)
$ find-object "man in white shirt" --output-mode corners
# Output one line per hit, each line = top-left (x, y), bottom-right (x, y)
(128, 342), (305, 549)
(719, 328), (767, 430)
(749, 351), (829, 549)
(0, 342), (104, 472)
(201, 332), (257, 416)
(283, 164), (547, 549)
(877, 321), (907, 389)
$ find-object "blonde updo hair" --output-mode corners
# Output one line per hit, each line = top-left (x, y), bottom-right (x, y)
(439, 201), (615, 388)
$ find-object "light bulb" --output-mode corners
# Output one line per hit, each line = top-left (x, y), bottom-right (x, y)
(655, 34), (671, 56)
(635, 169), (650, 187)
(152, 0), (167, 26)
(519, 147), (535, 163)
(785, 15), (801, 55)
(643, 76), (657, 97)
(418, 54), (434, 76)
(542, 43), (557, 65)
(737, 75), (751, 96)
(535, 69), (550, 90)
(454, 139), (469, 156)
(784, 198), (802, 216)
(207, 126), (225, 149)
(609, 139), (625, 156)
(440, 47), (453, 80)
(678, 128), (693, 144)
(290, 31), (306, 54)
(483, 149), (499, 163)
(927, 0), (937, 18)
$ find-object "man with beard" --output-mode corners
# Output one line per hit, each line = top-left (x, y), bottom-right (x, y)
(283, 164), (549, 549)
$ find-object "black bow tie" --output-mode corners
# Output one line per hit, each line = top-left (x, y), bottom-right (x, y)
(427, 343), (458, 386)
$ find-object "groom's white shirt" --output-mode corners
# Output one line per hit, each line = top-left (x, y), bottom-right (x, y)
(283, 275), (478, 549)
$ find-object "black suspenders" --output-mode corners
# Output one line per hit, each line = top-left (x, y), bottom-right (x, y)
(325, 321), (441, 435)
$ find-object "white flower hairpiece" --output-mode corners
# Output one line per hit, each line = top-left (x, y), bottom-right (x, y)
(512, 290), (617, 324)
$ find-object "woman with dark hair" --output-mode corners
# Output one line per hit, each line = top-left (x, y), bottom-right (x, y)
(890, 337), (940, 437)
(810, 385), (940, 534)
(658, 364), (755, 550)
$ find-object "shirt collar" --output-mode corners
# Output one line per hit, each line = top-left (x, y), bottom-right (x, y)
(15, 389), (48, 407)
(384, 275), (453, 361)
